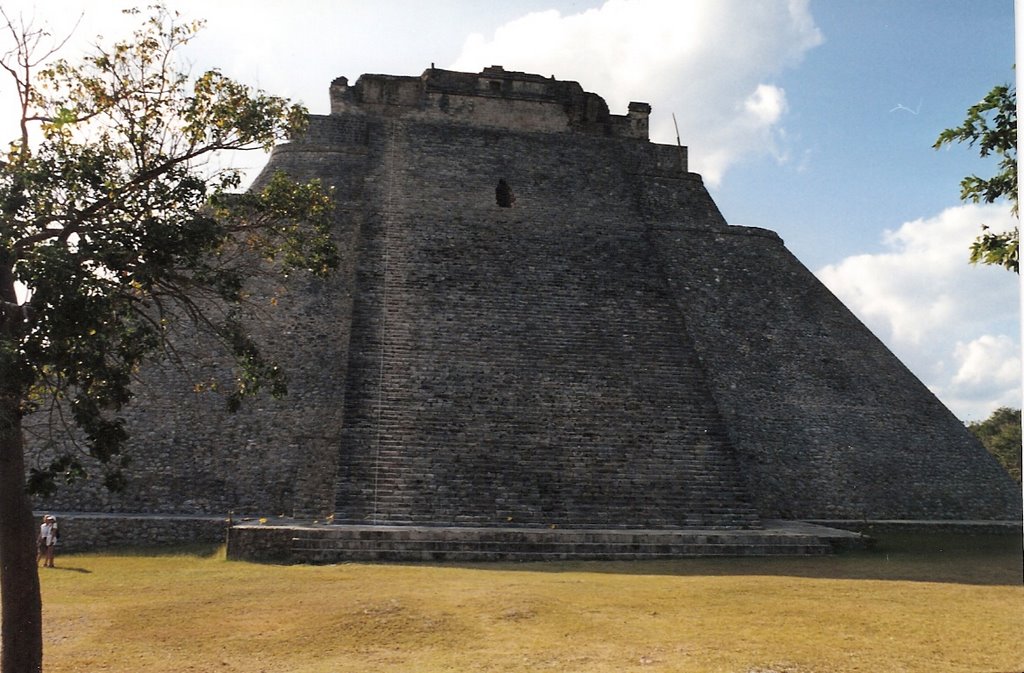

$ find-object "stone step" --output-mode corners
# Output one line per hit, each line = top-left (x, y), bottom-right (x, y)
(227, 522), (841, 563)
(332, 514), (761, 527)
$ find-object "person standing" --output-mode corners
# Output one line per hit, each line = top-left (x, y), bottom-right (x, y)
(37, 515), (58, 568)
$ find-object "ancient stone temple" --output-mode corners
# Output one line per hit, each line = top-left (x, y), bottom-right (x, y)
(35, 67), (1021, 560)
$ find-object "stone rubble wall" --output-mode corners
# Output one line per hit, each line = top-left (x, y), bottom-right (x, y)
(31, 513), (228, 553)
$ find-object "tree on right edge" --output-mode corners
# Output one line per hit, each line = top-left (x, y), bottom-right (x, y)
(967, 407), (1022, 484)
(935, 80), (1018, 272)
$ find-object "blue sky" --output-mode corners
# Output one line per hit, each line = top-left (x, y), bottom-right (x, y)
(2, 0), (1018, 420)
(717, 0), (1015, 264)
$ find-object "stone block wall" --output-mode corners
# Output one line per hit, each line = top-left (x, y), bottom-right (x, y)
(654, 224), (1021, 520)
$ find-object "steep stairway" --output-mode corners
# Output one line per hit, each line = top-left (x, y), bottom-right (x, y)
(332, 184), (761, 530)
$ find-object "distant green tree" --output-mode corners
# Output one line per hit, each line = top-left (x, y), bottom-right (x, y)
(967, 407), (1022, 484)
(934, 81), (1018, 272)
(0, 7), (336, 672)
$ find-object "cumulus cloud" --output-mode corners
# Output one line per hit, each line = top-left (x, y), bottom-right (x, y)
(4, 1), (822, 187)
(449, 0), (823, 186)
(817, 203), (1021, 420)
(937, 333), (1023, 419)
(953, 335), (1021, 390)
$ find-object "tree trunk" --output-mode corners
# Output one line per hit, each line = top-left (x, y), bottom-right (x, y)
(0, 395), (42, 673)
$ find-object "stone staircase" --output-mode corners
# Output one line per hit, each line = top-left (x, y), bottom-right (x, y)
(323, 126), (768, 537)
(331, 201), (764, 532)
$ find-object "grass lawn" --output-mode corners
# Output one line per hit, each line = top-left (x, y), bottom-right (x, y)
(30, 532), (1024, 673)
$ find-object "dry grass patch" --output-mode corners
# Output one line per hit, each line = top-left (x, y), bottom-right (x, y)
(27, 532), (1024, 673)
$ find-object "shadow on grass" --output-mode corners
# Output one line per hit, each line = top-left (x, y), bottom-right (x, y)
(70, 535), (1024, 587)
(446, 533), (1024, 587)
(46, 565), (92, 574)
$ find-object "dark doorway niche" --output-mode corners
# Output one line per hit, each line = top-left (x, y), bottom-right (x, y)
(496, 179), (516, 208)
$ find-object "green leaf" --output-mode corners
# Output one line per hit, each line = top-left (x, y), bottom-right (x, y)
(5, 5), (338, 497)
(935, 79), (1018, 272)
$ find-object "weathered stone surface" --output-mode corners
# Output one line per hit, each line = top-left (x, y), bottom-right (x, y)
(226, 521), (868, 563)
(28, 513), (226, 553)
(29, 67), (1022, 546)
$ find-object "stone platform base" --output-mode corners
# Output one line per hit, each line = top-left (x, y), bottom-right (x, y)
(226, 520), (868, 564)
(30, 511), (228, 553)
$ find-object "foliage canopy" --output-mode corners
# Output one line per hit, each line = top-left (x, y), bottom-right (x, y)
(1, 6), (337, 493)
(934, 81), (1018, 272)
(967, 406), (1022, 484)
(0, 7), (337, 672)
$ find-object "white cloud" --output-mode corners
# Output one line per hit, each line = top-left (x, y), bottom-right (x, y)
(449, 0), (823, 186)
(744, 84), (788, 126)
(817, 202), (1021, 420)
(953, 335), (1021, 389)
(3, 1), (822, 187)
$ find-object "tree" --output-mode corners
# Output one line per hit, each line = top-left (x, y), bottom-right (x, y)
(0, 8), (336, 672)
(967, 407), (1022, 484)
(934, 80), (1018, 272)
